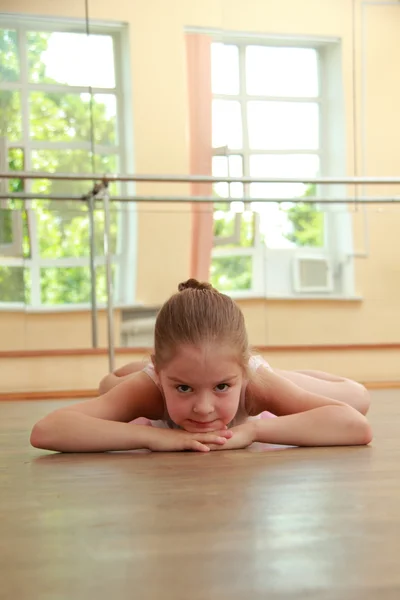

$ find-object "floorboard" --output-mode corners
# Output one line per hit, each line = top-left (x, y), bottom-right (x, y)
(0, 391), (399, 599)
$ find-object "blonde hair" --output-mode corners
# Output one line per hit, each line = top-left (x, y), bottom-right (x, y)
(153, 279), (250, 372)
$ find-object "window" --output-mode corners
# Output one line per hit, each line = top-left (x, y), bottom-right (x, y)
(210, 39), (354, 297)
(0, 18), (135, 308)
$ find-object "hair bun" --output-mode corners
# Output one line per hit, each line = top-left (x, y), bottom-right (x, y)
(178, 278), (214, 292)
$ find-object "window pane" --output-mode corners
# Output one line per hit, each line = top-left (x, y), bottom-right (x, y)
(249, 154), (323, 249)
(0, 29), (19, 82)
(0, 207), (30, 257)
(212, 155), (243, 198)
(214, 207), (255, 247)
(228, 155), (243, 176)
(210, 256), (252, 291)
(212, 156), (229, 199)
(214, 206), (236, 237)
(8, 148), (25, 193)
(212, 100), (242, 149)
(282, 202), (324, 248)
(246, 47), (318, 97)
(247, 101), (319, 150)
(34, 203), (118, 259)
(211, 43), (239, 95)
(228, 155), (244, 198)
(40, 265), (114, 305)
(0, 209), (13, 245)
(249, 154), (319, 199)
(30, 151), (118, 260)
(31, 150), (118, 196)
(0, 208), (28, 254)
(0, 266), (31, 303)
(0, 91), (22, 141)
(28, 32), (115, 88)
(29, 92), (117, 145)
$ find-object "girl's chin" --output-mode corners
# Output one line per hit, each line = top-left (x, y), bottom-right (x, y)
(182, 419), (229, 433)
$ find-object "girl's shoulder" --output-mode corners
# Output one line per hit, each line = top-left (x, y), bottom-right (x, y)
(248, 354), (273, 374)
(142, 362), (161, 388)
(243, 355), (274, 417)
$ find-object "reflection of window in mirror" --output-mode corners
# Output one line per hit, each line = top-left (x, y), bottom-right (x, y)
(209, 39), (353, 299)
(0, 19), (134, 309)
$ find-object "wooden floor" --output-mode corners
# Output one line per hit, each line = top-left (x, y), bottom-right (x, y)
(1, 391), (399, 600)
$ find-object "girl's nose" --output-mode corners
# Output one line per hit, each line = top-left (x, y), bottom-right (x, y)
(193, 393), (214, 415)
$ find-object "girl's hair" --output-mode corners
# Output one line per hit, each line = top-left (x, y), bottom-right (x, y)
(153, 278), (250, 372)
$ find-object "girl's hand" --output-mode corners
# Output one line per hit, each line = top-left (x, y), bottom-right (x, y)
(206, 422), (256, 451)
(147, 427), (233, 452)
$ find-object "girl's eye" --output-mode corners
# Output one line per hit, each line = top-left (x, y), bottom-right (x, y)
(176, 385), (193, 393)
(215, 383), (230, 392)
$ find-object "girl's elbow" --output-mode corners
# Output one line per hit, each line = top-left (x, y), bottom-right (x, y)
(354, 383), (371, 415)
(349, 410), (373, 445)
(30, 419), (53, 450)
(359, 421), (373, 445)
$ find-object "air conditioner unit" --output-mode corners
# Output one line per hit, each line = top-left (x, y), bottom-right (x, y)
(293, 256), (334, 293)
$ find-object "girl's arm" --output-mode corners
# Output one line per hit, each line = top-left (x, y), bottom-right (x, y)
(30, 373), (230, 453)
(254, 405), (372, 447)
(246, 368), (372, 447)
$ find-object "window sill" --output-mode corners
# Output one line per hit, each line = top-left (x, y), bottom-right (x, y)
(0, 293), (363, 312)
(226, 291), (363, 302)
(0, 303), (143, 314)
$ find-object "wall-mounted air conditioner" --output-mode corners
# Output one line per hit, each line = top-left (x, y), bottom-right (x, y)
(293, 256), (334, 293)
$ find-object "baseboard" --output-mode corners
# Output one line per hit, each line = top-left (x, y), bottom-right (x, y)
(0, 380), (399, 401)
(1, 342), (400, 359)
(0, 389), (99, 401)
(363, 381), (400, 390)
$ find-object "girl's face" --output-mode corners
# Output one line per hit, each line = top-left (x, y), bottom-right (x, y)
(157, 343), (244, 433)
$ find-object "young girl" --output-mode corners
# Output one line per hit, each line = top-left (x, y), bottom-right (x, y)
(31, 279), (372, 453)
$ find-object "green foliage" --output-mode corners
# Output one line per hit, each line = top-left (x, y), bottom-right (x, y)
(213, 202), (235, 238)
(211, 201), (255, 292)
(40, 266), (112, 305)
(30, 91), (116, 145)
(0, 266), (30, 303)
(283, 184), (324, 247)
(0, 29), (19, 82)
(210, 256), (252, 291)
(0, 29), (118, 305)
(213, 202), (255, 248)
(27, 32), (55, 84)
(0, 91), (22, 141)
(0, 210), (13, 245)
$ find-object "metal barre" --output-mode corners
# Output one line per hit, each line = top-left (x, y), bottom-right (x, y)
(2, 171), (400, 185)
(2, 192), (400, 204)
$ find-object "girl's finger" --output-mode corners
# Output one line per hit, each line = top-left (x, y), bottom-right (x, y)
(220, 430), (233, 438)
(206, 444), (219, 451)
(190, 441), (210, 452)
(205, 435), (227, 445)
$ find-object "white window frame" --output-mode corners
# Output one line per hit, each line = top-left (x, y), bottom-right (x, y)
(0, 15), (137, 310)
(210, 33), (355, 299)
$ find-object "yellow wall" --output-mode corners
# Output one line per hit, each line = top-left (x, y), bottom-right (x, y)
(1, 0), (400, 389)
(1, 347), (399, 395)
(0, 310), (120, 351)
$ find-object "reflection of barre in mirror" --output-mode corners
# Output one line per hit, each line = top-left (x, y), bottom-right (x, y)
(30, 278), (372, 454)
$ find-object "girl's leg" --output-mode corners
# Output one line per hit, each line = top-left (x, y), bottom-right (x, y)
(274, 368), (370, 415)
(294, 369), (347, 382)
(98, 361), (148, 395)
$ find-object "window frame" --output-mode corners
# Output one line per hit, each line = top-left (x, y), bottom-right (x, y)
(210, 33), (355, 299)
(0, 15), (137, 310)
